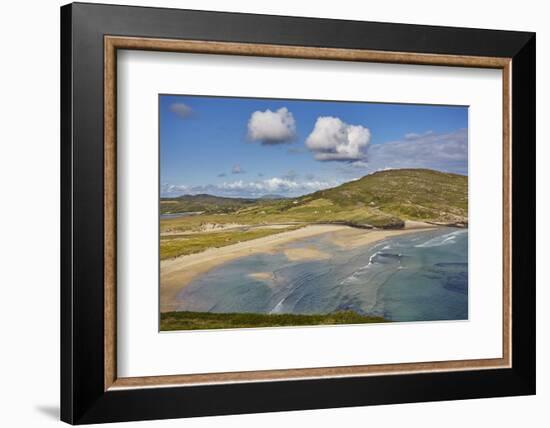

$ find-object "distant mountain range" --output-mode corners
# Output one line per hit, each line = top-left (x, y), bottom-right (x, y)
(161, 169), (468, 228)
(160, 193), (288, 215)
(258, 194), (287, 200)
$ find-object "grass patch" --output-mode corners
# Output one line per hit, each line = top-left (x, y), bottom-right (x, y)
(160, 310), (388, 331)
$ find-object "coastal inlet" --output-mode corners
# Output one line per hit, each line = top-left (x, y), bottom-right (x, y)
(164, 227), (468, 327)
(177, 228), (468, 321)
(159, 168), (469, 330)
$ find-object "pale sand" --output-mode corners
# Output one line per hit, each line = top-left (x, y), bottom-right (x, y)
(404, 220), (437, 230)
(329, 221), (437, 250)
(160, 222), (437, 312)
(248, 272), (275, 282)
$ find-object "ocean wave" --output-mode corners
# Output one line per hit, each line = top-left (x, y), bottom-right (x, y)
(371, 252), (402, 264)
(414, 230), (467, 248)
(340, 251), (402, 285)
(270, 298), (285, 314)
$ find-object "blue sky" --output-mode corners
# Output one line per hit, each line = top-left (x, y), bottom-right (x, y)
(160, 94), (468, 198)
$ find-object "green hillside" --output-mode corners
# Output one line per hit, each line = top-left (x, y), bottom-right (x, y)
(302, 168), (467, 226)
(160, 169), (468, 256)
(227, 169), (468, 229)
(160, 193), (258, 214)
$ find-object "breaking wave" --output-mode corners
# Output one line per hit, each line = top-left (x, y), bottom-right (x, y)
(415, 229), (467, 248)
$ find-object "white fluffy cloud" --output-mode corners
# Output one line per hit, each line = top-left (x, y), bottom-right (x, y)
(247, 107), (296, 144)
(169, 102), (192, 119)
(305, 116), (371, 161)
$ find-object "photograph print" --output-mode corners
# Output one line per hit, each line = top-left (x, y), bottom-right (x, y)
(159, 95), (468, 331)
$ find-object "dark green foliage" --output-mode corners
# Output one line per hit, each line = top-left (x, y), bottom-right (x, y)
(160, 310), (388, 330)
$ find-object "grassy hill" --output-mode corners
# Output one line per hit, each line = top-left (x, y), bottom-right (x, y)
(160, 193), (258, 214)
(297, 168), (467, 227)
(160, 169), (468, 258)
(224, 169), (468, 228)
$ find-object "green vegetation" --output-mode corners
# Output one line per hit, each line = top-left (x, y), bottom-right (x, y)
(160, 169), (468, 258)
(160, 310), (388, 330)
(160, 226), (301, 260)
(284, 168), (467, 227)
(161, 193), (274, 215)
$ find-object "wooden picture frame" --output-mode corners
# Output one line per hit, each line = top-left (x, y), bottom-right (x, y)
(61, 2), (535, 424)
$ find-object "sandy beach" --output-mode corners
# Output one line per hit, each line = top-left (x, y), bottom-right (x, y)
(160, 222), (437, 312)
(329, 220), (436, 250)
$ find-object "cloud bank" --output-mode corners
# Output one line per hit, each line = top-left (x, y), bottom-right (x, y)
(360, 128), (468, 174)
(247, 107), (296, 144)
(161, 177), (338, 198)
(169, 102), (193, 119)
(305, 116), (371, 161)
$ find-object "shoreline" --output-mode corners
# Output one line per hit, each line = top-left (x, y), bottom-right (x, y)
(160, 221), (440, 312)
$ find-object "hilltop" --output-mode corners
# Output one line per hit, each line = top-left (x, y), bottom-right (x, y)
(231, 169), (467, 228)
(160, 193), (258, 214)
(308, 168), (467, 226)
(161, 168), (468, 233)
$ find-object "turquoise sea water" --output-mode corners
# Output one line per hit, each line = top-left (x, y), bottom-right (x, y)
(175, 228), (468, 322)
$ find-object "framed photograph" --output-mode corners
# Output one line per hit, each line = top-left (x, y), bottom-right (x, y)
(61, 2), (535, 424)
